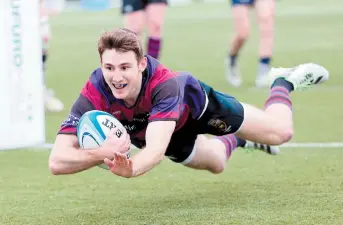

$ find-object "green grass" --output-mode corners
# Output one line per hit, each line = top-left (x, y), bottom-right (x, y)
(1, 0), (343, 224)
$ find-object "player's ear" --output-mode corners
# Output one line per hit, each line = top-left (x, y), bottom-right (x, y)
(138, 57), (147, 72)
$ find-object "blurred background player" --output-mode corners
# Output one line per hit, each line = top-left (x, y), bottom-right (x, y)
(226, 0), (275, 88)
(121, 0), (167, 60)
(40, 0), (64, 112)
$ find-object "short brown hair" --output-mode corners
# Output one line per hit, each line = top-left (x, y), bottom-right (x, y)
(97, 28), (144, 61)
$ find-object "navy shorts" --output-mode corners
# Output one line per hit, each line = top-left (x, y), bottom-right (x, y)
(121, 0), (167, 14)
(231, 0), (254, 6)
(165, 81), (244, 164)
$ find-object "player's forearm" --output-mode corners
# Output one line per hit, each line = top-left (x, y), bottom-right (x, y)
(49, 147), (104, 175)
(131, 148), (165, 177)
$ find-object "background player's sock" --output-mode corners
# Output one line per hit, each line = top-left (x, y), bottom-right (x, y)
(226, 53), (242, 86)
(259, 57), (271, 66)
(229, 54), (237, 67)
(258, 57), (271, 77)
(215, 135), (245, 160)
(42, 53), (47, 85)
(147, 37), (161, 59)
(264, 82), (293, 110)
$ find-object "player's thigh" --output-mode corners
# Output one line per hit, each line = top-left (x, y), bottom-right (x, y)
(122, 0), (146, 33)
(145, 2), (167, 26)
(254, 0), (275, 22)
(198, 82), (291, 145)
(183, 135), (227, 174)
(231, 0), (251, 33)
(234, 103), (292, 145)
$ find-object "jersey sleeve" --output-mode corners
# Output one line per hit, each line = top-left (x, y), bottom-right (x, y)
(149, 78), (181, 122)
(58, 79), (107, 135)
(58, 94), (95, 135)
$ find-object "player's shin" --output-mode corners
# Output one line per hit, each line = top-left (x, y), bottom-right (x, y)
(264, 77), (294, 132)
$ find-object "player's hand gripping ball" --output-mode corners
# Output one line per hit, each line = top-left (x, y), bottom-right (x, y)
(77, 110), (129, 170)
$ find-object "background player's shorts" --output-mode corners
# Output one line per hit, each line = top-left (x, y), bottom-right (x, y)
(231, 0), (254, 6)
(121, 0), (167, 14)
(165, 81), (244, 164)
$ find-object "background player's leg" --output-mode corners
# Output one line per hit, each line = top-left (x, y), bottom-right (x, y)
(226, 2), (251, 87)
(122, 0), (147, 35)
(254, 0), (276, 88)
(42, 50), (64, 112)
(146, 2), (167, 59)
(123, 10), (146, 36)
(40, 2), (64, 112)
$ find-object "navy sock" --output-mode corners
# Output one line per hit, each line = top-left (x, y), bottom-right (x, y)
(236, 137), (246, 147)
(42, 53), (47, 85)
(260, 57), (271, 65)
(272, 77), (294, 92)
(230, 54), (237, 67)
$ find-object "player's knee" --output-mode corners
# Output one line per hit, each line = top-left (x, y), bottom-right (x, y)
(125, 19), (145, 35)
(208, 162), (225, 174)
(258, 14), (274, 32)
(236, 27), (250, 40)
(274, 127), (293, 145)
(194, 136), (226, 174)
(259, 10), (274, 22)
(147, 19), (163, 36)
(282, 128), (293, 143)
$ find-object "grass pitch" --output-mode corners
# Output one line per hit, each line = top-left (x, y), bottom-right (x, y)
(1, 0), (343, 224)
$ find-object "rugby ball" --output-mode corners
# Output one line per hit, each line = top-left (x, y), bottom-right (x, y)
(76, 110), (128, 170)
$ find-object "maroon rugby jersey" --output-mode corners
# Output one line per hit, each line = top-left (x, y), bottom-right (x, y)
(58, 55), (207, 148)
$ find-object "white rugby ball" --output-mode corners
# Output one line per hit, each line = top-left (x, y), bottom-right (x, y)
(76, 110), (128, 170)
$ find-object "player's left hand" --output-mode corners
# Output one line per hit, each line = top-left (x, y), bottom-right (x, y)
(104, 152), (133, 178)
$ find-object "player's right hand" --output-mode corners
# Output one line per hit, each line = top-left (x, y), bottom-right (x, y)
(100, 128), (131, 159)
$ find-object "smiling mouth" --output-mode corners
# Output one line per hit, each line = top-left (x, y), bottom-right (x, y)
(113, 83), (128, 89)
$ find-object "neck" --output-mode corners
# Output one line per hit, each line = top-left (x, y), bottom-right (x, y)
(124, 97), (137, 107)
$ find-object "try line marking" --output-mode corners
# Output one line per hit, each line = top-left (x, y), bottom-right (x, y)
(36, 142), (343, 149)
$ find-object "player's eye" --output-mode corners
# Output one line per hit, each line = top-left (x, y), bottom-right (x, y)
(121, 66), (128, 71)
(106, 66), (113, 71)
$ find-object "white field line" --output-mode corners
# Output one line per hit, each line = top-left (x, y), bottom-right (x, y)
(33, 142), (343, 150)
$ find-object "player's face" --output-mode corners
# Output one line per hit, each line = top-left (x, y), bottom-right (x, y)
(101, 49), (147, 105)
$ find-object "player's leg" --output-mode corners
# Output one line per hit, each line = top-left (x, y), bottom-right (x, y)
(165, 117), (278, 174)
(122, 0), (146, 36)
(254, 0), (276, 88)
(41, 19), (64, 112)
(235, 64), (329, 145)
(182, 134), (278, 173)
(145, 1), (167, 59)
(200, 63), (329, 145)
(226, 0), (252, 87)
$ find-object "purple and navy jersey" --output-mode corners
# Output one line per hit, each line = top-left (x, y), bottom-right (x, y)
(59, 55), (207, 148)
